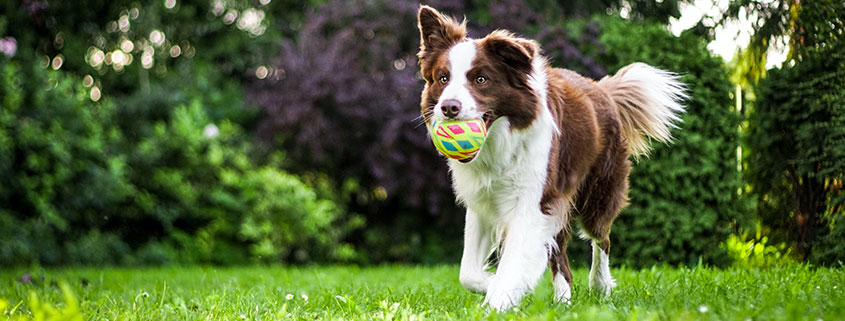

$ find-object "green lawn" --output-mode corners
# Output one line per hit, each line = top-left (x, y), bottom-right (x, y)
(1, 265), (843, 320)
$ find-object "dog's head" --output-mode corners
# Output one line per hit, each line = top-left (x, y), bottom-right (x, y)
(417, 6), (542, 131)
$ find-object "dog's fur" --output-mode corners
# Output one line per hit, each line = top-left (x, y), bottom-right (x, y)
(416, 6), (686, 310)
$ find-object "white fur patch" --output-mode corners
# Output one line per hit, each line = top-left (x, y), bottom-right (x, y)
(527, 57), (558, 135)
(619, 63), (687, 130)
(553, 274), (572, 304)
(589, 241), (616, 297)
(459, 209), (493, 294)
(600, 62), (688, 155)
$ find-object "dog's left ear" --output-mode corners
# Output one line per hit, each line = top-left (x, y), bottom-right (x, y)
(417, 6), (466, 55)
(481, 31), (540, 74)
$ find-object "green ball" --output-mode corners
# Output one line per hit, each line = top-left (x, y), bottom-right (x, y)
(429, 119), (488, 162)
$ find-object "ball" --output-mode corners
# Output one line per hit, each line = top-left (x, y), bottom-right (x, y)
(429, 119), (488, 162)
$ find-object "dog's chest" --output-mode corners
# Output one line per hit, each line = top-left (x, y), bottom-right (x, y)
(451, 164), (515, 219)
(449, 120), (555, 220)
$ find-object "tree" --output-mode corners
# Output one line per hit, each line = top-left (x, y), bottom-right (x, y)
(745, 13), (845, 261)
(721, 0), (845, 87)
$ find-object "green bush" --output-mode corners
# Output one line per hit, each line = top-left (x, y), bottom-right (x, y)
(0, 60), (130, 265)
(746, 28), (845, 263)
(565, 17), (750, 267)
(812, 215), (845, 266)
(721, 223), (794, 268)
(0, 59), (357, 266)
(122, 102), (360, 264)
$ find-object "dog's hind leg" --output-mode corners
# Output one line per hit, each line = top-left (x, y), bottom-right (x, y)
(588, 238), (615, 297)
(459, 209), (493, 294)
(577, 148), (630, 298)
(579, 186), (623, 298)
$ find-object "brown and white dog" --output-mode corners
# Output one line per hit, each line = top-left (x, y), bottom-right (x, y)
(416, 6), (686, 310)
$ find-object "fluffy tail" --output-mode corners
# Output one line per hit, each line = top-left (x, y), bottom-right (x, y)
(598, 63), (687, 156)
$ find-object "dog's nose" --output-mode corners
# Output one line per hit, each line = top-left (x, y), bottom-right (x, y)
(440, 99), (462, 118)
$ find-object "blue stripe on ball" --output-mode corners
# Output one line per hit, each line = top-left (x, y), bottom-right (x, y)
(442, 141), (458, 151)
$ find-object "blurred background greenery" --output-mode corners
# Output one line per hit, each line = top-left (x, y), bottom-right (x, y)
(0, 0), (842, 268)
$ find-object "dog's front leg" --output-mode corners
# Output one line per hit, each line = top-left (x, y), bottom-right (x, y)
(459, 209), (492, 293)
(483, 209), (557, 311)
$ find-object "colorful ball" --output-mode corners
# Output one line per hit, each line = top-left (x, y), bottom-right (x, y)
(429, 119), (488, 162)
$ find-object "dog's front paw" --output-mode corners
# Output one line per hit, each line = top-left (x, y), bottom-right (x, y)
(482, 275), (522, 312)
(553, 275), (572, 305)
(459, 270), (491, 294)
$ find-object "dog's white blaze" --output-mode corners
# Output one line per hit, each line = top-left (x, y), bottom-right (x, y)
(434, 41), (483, 121)
(452, 55), (560, 311)
(589, 240), (616, 297)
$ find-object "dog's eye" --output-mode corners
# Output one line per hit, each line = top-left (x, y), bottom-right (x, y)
(475, 76), (487, 84)
(438, 76), (449, 84)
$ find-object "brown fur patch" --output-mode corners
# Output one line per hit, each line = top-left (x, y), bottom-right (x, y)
(470, 32), (540, 130)
(540, 68), (631, 280)
(417, 6), (465, 82)
(416, 6), (466, 123)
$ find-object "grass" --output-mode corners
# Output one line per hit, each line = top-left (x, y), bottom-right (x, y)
(1, 265), (843, 320)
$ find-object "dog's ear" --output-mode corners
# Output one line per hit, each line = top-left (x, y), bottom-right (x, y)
(481, 31), (539, 74)
(417, 6), (466, 55)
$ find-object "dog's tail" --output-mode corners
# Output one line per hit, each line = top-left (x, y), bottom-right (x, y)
(598, 63), (687, 156)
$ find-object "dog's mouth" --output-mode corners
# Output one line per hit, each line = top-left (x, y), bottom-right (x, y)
(482, 111), (496, 130)
(454, 112), (495, 164)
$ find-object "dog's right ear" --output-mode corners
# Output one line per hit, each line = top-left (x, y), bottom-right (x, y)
(417, 6), (466, 56)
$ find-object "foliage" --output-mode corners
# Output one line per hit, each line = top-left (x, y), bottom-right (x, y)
(721, 223), (793, 268)
(444, 0), (687, 25)
(2, 265), (844, 320)
(745, 27), (845, 263)
(585, 17), (749, 267)
(0, 0), (780, 267)
(246, 0), (609, 263)
(722, 0), (845, 88)
(811, 214), (845, 266)
(3, 0), (285, 91)
(0, 282), (82, 321)
(553, 0), (686, 24)
(0, 60), (128, 265)
(0, 59), (355, 266)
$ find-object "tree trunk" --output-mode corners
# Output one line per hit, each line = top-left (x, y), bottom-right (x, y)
(793, 173), (826, 261)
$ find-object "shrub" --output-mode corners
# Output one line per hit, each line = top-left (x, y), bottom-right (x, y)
(111, 102), (359, 265)
(0, 60), (130, 265)
(746, 27), (845, 263)
(721, 223), (794, 268)
(581, 17), (750, 267)
(0, 58), (356, 266)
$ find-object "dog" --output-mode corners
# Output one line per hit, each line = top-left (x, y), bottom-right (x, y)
(416, 6), (687, 311)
